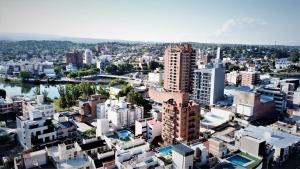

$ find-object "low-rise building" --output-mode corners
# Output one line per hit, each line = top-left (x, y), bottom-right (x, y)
(172, 143), (194, 169)
(148, 68), (163, 84)
(0, 97), (14, 121)
(48, 143), (96, 169)
(208, 138), (228, 158)
(135, 117), (162, 143)
(241, 71), (261, 87)
(97, 98), (143, 129)
(16, 112), (57, 149)
(226, 71), (242, 85)
(256, 86), (287, 113)
(235, 125), (300, 164)
(101, 130), (150, 167)
(233, 89), (276, 121)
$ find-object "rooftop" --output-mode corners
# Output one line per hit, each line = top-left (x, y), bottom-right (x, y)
(226, 152), (262, 169)
(172, 143), (194, 156)
(80, 139), (107, 151)
(235, 125), (300, 149)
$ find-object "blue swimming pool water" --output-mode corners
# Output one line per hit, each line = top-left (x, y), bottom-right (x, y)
(158, 146), (173, 155)
(227, 154), (251, 166)
(117, 130), (129, 139)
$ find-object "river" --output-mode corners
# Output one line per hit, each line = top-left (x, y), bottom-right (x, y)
(0, 82), (62, 99)
(0, 80), (112, 99)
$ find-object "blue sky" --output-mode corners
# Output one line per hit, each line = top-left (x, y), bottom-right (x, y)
(0, 0), (299, 45)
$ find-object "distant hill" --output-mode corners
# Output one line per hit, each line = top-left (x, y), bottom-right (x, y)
(0, 32), (299, 48)
(0, 32), (141, 43)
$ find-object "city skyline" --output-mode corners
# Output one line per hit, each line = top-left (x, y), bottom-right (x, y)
(0, 0), (299, 46)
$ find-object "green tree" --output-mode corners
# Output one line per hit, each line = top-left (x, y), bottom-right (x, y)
(19, 71), (30, 80)
(97, 86), (109, 99)
(148, 61), (160, 70)
(118, 84), (133, 98)
(126, 90), (152, 112)
(0, 134), (12, 144)
(0, 89), (6, 99)
(109, 79), (128, 86)
(58, 85), (67, 109)
(105, 64), (118, 74)
(79, 82), (96, 99)
(42, 90), (51, 103)
(83, 128), (96, 138)
(288, 52), (300, 63)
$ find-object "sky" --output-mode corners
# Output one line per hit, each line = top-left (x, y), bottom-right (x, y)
(0, 0), (299, 45)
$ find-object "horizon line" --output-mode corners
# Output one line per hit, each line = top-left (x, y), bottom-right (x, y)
(0, 32), (299, 47)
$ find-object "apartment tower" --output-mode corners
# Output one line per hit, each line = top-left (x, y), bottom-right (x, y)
(66, 50), (84, 67)
(163, 44), (196, 92)
(193, 47), (225, 106)
(241, 71), (261, 86)
(162, 92), (200, 145)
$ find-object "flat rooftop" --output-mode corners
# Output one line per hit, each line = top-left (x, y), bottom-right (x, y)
(172, 143), (194, 157)
(235, 125), (300, 149)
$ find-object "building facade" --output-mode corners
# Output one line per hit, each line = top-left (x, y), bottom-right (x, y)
(193, 47), (224, 106)
(65, 51), (84, 67)
(135, 118), (162, 143)
(97, 98), (144, 129)
(241, 71), (261, 86)
(163, 44), (196, 93)
(162, 92), (200, 145)
(256, 87), (287, 113)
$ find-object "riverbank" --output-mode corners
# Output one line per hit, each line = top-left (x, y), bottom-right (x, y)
(270, 72), (300, 79)
(0, 75), (113, 85)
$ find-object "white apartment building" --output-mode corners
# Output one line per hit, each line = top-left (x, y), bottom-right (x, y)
(172, 143), (194, 169)
(235, 125), (300, 163)
(17, 96), (57, 149)
(65, 63), (78, 72)
(84, 49), (93, 65)
(226, 71), (241, 85)
(148, 68), (163, 84)
(96, 98), (144, 129)
(193, 47), (224, 106)
(275, 58), (292, 69)
(47, 143), (96, 169)
(135, 118), (162, 143)
(16, 110), (56, 149)
(35, 61), (55, 77)
(22, 95), (55, 118)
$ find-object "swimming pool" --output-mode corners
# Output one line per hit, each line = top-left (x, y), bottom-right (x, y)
(158, 146), (173, 155)
(227, 154), (251, 166)
(117, 130), (129, 139)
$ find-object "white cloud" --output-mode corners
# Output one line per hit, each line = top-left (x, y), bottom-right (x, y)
(214, 17), (267, 36)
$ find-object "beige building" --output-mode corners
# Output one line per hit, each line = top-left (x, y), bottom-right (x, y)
(208, 138), (228, 158)
(233, 90), (276, 121)
(241, 71), (260, 86)
(163, 44), (196, 93)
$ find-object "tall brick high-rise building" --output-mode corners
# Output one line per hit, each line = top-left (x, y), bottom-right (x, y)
(161, 92), (200, 145)
(163, 44), (196, 93)
(65, 51), (84, 67)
